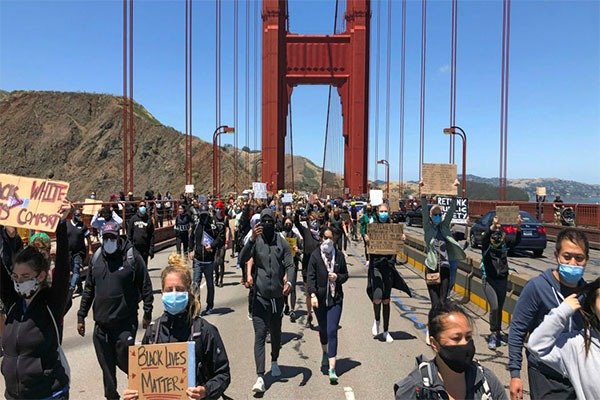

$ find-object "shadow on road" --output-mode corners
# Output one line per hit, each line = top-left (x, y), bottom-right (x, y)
(259, 365), (313, 395)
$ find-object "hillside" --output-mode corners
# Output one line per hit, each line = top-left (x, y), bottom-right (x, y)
(0, 90), (337, 200)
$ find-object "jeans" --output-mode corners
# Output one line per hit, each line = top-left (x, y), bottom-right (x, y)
(69, 253), (83, 290)
(448, 260), (459, 295)
(193, 259), (215, 310)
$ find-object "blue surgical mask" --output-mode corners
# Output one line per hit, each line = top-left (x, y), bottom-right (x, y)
(432, 215), (442, 225)
(139, 206), (147, 215)
(162, 291), (189, 315)
(558, 264), (584, 286)
(378, 212), (389, 222)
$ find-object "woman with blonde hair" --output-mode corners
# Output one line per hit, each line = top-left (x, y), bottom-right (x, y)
(124, 253), (231, 400)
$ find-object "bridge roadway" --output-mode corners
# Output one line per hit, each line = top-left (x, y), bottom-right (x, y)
(7, 239), (575, 400)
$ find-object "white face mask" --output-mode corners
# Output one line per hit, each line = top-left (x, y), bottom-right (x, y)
(14, 277), (41, 298)
(320, 238), (334, 255)
(103, 239), (118, 254)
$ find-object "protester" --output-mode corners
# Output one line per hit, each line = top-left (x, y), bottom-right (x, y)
(307, 227), (348, 384)
(527, 278), (600, 400)
(174, 204), (192, 256)
(294, 210), (322, 327)
(281, 216), (303, 322)
(394, 302), (507, 400)
(127, 201), (155, 267)
(77, 221), (154, 400)
(123, 253), (231, 400)
(66, 209), (92, 297)
(0, 202), (72, 400)
(508, 228), (589, 400)
(239, 208), (296, 394)
(0, 225), (24, 338)
(359, 203), (375, 261)
(213, 200), (230, 288)
(480, 214), (522, 349)
(91, 205), (124, 242)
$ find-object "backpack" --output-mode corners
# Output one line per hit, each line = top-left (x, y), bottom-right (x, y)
(90, 246), (136, 281)
(417, 360), (492, 400)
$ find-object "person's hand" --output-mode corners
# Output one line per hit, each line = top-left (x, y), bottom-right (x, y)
(364, 234), (369, 244)
(401, 233), (406, 241)
(142, 317), (151, 329)
(186, 385), (206, 399)
(58, 199), (74, 221)
(311, 296), (319, 309)
(283, 281), (292, 296)
(123, 389), (139, 400)
(492, 216), (500, 229)
(510, 377), (523, 400)
(204, 245), (212, 253)
(516, 214), (523, 225)
(418, 180), (424, 187)
(188, 251), (194, 261)
(245, 275), (254, 288)
(564, 293), (581, 312)
(251, 224), (263, 241)
(453, 179), (460, 187)
(77, 321), (85, 337)
(328, 272), (337, 282)
(293, 246), (299, 253)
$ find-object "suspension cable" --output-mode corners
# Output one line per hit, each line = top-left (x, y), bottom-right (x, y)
(215, 0), (221, 194)
(374, 0), (381, 181)
(419, 0), (427, 183)
(499, 0), (511, 200)
(449, 0), (457, 163)
(384, 0), (392, 179)
(399, 0), (406, 198)
(245, 0), (250, 188)
(253, 0), (258, 181)
(234, 0), (238, 193)
(289, 98), (295, 192)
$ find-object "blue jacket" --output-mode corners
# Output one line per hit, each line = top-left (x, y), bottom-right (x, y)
(508, 268), (585, 378)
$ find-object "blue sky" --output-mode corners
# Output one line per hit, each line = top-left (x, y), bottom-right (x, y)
(1, 0), (599, 185)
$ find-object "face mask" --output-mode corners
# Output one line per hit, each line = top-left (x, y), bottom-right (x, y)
(262, 221), (275, 241)
(284, 224), (293, 232)
(379, 212), (389, 222)
(558, 264), (584, 286)
(103, 238), (118, 254)
(285, 209), (292, 216)
(74, 214), (82, 222)
(437, 339), (475, 373)
(320, 238), (334, 254)
(162, 291), (189, 315)
(14, 277), (41, 298)
(309, 220), (320, 230)
(432, 215), (442, 225)
(138, 206), (147, 215)
(216, 209), (223, 219)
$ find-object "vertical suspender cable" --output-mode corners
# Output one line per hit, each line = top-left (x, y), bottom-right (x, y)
(189, 0), (193, 186)
(374, 0), (381, 181)
(499, 0), (511, 200)
(215, 0), (221, 195)
(384, 0), (392, 184)
(399, 0), (406, 198)
(289, 99), (295, 192)
(449, 0), (457, 163)
(185, 0), (188, 185)
(419, 0), (427, 182)
(253, 0), (258, 181)
(245, 0), (250, 188)
(122, 0), (128, 193)
(234, 0), (238, 193)
(129, 0), (134, 194)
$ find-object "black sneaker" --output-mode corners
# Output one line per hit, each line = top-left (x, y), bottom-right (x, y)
(289, 310), (297, 323)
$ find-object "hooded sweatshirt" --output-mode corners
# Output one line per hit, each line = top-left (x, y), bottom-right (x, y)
(527, 301), (600, 400)
(508, 268), (584, 378)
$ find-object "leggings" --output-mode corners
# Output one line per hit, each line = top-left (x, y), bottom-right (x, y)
(483, 276), (508, 333)
(314, 302), (343, 358)
(427, 267), (450, 310)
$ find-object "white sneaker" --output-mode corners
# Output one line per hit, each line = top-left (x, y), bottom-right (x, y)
(371, 320), (380, 336)
(384, 331), (394, 343)
(271, 362), (281, 377)
(252, 376), (265, 393)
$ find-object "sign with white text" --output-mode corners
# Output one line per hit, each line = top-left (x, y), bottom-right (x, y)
(252, 182), (268, 199)
(436, 196), (469, 224)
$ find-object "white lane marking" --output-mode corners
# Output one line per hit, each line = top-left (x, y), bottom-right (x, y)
(344, 386), (356, 400)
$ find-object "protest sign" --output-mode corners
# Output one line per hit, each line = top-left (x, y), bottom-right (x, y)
(496, 206), (520, 225)
(367, 224), (404, 255)
(285, 237), (298, 256)
(185, 185), (195, 194)
(536, 187), (546, 196)
(282, 193), (293, 204)
(252, 182), (268, 199)
(421, 163), (457, 195)
(436, 197), (469, 224)
(82, 198), (102, 216)
(128, 342), (195, 400)
(0, 174), (70, 232)
(369, 190), (384, 206)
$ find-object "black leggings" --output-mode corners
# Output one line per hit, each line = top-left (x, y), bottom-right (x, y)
(483, 277), (508, 333)
(176, 232), (189, 255)
(427, 267), (450, 310)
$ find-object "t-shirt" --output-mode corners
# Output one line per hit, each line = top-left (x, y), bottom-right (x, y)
(67, 220), (89, 254)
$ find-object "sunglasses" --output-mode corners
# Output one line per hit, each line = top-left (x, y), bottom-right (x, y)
(432, 213), (442, 217)
(560, 253), (586, 263)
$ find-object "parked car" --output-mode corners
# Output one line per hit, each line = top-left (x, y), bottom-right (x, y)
(391, 210), (406, 223)
(405, 206), (425, 227)
(469, 210), (547, 257)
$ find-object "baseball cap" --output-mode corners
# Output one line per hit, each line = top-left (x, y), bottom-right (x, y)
(215, 200), (225, 209)
(198, 205), (210, 214)
(101, 221), (121, 237)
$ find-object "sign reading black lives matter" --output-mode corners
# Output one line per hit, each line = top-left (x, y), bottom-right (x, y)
(436, 196), (469, 224)
(0, 174), (70, 233)
(368, 224), (404, 255)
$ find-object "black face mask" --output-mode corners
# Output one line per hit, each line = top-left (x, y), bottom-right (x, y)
(262, 220), (275, 242)
(284, 224), (292, 232)
(366, 208), (372, 214)
(199, 214), (209, 225)
(437, 339), (475, 373)
(309, 220), (320, 230)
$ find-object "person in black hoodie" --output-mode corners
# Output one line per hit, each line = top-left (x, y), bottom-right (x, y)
(307, 227), (348, 384)
(239, 208), (296, 394)
(480, 214), (522, 350)
(77, 221), (154, 400)
(188, 205), (223, 315)
(174, 204), (192, 256)
(508, 228), (589, 400)
(127, 201), (155, 267)
(123, 253), (230, 400)
(0, 202), (72, 400)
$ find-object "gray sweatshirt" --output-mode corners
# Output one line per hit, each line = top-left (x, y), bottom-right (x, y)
(527, 302), (600, 400)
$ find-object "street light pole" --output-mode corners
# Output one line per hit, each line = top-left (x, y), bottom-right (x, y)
(212, 125), (235, 197)
(443, 126), (467, 198)
(377, 159), (390, 202)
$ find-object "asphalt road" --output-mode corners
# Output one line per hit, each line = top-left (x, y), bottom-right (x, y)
(1, 239), (539, 400)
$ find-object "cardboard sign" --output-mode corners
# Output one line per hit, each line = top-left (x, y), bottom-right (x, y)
(369, 190), (383, 206)
(285, 237), (298, 256)
(82, 198), (102, 216)
(282, 193), (293, 204)
(496, 206), (520, 225)
(421, 163), (457, 195)
(367, 223), (404, 255)
(436, 197), (469, 224)
(0, 174), (70, 232)
(185, 185), (195, 194)
(252, 182), (267, 199)
(128, 342), (195, 400)
(536, 187), (546, 196)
